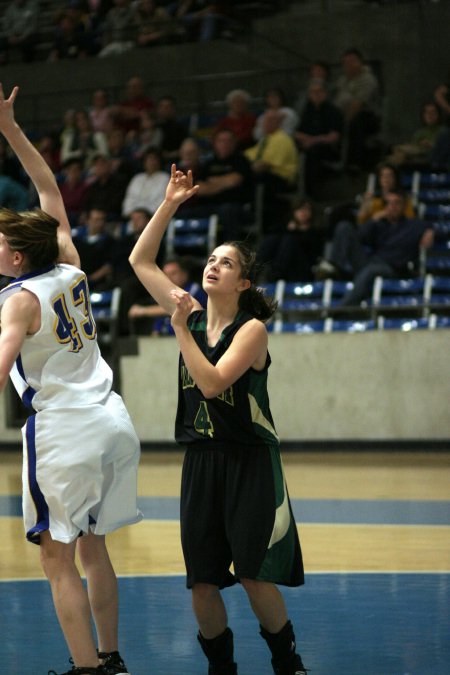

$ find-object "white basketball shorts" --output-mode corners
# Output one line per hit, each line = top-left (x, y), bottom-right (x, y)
(21, 391), (142, 544)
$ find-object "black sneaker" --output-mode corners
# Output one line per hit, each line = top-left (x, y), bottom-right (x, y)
(208, 664), (238, 674)
(98, 651), (130, 675)
(272, 652), (308, 674)
(48, 667), (106, 675)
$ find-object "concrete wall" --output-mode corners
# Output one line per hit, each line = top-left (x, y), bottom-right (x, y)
(2, 331), (449, 444)
(117, 331), (450, 443)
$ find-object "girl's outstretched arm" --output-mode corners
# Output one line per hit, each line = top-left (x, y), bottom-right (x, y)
(0, 84), (80, 266)
(129, 165), (200, 315)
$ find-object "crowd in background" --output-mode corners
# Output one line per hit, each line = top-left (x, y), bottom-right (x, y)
(0, 0), (268, 64)
(1, 1), (449, 336)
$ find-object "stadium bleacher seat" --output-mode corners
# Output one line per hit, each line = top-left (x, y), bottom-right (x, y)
(165, 215), (218, 259)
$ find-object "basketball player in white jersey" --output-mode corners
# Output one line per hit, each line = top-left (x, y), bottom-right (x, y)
(0, 85), (141, 675)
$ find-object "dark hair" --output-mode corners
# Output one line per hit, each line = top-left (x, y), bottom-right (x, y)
(143, 148), (162, 164)
(343, 47), (364, 61)
(265, 86), (287, 105)
(376, 161), (402, 190)
(223, 241), (278, 322)
(311, 60), (330, 77)
(0, 208), (59, 269)
(421, 100), (441, 123)
(385, 188), (406, 200)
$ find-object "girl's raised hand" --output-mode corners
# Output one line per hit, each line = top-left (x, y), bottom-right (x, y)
(165, 164), (199, 205)
(0, 84), (18, 129)
(169, 288), (194, 329)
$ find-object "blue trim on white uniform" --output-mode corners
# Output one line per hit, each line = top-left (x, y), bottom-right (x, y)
(25, 415), (49, 545)
(0, 265), (55, 304)
(15, 354), (37, 409)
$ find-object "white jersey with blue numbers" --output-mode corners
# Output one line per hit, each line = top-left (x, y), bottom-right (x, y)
(0, 263), (112, 411)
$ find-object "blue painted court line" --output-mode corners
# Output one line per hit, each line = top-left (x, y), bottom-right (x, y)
(1, 495), (449, 525)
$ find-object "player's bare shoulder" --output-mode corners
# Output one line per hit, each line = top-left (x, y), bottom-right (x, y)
(4, 288), (41, 334)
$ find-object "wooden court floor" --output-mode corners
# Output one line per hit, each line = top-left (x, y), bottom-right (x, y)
(0, 449), (449, 674)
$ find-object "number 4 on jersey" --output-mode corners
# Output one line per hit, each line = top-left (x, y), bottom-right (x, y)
(194, 400), (214, 438)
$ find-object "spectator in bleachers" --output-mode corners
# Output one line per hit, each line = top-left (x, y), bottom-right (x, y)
(84, 152), (129, 221)
(245, 108), (299, 233)
(126, 256), (206, 336)
(73, 207), (116, 290)
(0, 134), (23, 184)
(0, 172), (29, 210)
(175, 0), (233, 42)
(134, 0), (176, 47)
(112, 75), (154, 133)
(59, 157), (89, 227)
(47, 6), (96, 61)
(356, 162), (416, 225)
(214, 88), (257, 150)
(75, 0), (112, 56)
(125, 109), (163, 169)
(431, 127), (450, 171)
(121, 148), (170, 218)
(98, 0), (136, 57)
(105, 126), (137, 180)
(154, 95), (189, 163)
(333, 47), (380, 171)
(112, 206), (151, 281)
(295, 60), (333, 116)
(0, 0), (39, 64)
(36, 134), (61, 174)
(430, 81), (450, 170)
(386, 101), (444, 169)
(314, 189), (434, 307)
(180, 127), (254, 241)
(59, 107), (76, 152)
(114, 206), (158, 335)
(257, 198), (324, 283)
(253, 87), (299, 141)
(433, 80), (450, 124)
(178, 136), (203, 172)
(174, 136), (204, 212)
(88, 88), (114, 133)
(295, 78), (344, 199)
(60, 108), (109, 169)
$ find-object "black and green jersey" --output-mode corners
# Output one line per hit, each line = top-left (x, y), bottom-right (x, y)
(175, 309), (278, 449)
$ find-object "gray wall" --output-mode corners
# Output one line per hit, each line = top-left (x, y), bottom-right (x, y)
(2, 331), (449, 444)
(119, 331), (450, 443)
(2, 2), (449, 144)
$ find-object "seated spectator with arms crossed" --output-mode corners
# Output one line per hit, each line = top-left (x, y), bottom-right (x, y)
(316, 189), (434, 307)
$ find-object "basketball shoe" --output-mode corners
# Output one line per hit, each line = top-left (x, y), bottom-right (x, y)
(98, 650), (130, 675)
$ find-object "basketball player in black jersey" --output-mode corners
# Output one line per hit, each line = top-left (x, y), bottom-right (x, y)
(130, 165), (307, 675)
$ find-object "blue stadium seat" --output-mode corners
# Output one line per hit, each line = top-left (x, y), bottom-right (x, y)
(378, 316), (430, 331)
(431, 220), (450, 241)
(90, 287), (121, 348)
(415, 171), (450, 188)
(166, 215), (218, 258)
(276, 280), (331, 319)
(328, 280), (354, 306)
(425, 255), (450, 276)
(433, 315), (450, 329)
(272, 319), (330, 334)
(427, 275), (450, 311)
(329, 319), (377, 332)
(417, 189), (450, 204)
(371, 276), (427, 315)
(419, 203), (450, 220)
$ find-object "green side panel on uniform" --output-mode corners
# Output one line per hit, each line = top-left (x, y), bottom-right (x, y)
(248, 369), (279, 445)
(256, 445), (299, 584)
